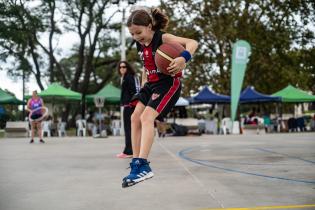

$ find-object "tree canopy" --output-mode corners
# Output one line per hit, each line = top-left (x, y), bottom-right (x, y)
(0, 0), (123, 94)
(1, 0), (314, 100)
(160, 0), (315, 96)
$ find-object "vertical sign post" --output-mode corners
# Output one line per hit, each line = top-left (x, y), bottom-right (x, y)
(231, 40), (251, 123)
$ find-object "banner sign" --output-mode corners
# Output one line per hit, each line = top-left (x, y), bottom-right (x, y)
(231, 40), (251, 121)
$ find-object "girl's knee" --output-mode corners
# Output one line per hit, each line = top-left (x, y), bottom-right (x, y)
(140, 113), (155, 124)
(131, 112), (141, 124)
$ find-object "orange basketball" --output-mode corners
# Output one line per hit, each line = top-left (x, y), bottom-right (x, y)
(155, 42), (185, 75)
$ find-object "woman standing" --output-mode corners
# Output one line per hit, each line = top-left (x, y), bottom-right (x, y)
(116, 61), (140, 158)
(27, 90), (45, 143)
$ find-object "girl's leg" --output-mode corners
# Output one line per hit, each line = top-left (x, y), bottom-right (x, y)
(131, 102), (145, 157)
(139, 106), (159, 159)
(37, 122), (43, 139)
(31, 122), (36, 139)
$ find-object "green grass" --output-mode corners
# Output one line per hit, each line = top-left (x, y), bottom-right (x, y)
(67, 128), (77, 136)
(304, 110), (315, 115)
(0, 130), (4, 138)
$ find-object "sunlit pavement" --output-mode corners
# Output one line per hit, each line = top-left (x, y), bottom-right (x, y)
(0, 133), (314, 210)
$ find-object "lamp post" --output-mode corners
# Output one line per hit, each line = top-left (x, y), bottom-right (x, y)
(94, 96), (107, 138)
(111, 0), (137, 61)
(22, 69), (26, 120)
(111, 0), (137, 135)
(121, 7), (126, 61)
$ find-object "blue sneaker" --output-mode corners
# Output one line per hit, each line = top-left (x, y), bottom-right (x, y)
(122, 158), (154, 188)
(122, 158), (140, 182)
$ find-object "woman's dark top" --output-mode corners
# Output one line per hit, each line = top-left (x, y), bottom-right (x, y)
(120, 73), (139, 106)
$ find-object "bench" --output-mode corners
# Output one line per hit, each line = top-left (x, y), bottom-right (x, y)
(5, 121), (30, 138)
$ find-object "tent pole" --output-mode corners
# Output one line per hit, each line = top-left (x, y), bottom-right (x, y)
(22, 68), (26, 120)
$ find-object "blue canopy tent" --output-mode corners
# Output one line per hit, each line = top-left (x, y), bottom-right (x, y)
(240, 86), (281, 103)
(175, 97), (190, 107)
(190, 86), (230, 104)
(239, 86), (282, 133)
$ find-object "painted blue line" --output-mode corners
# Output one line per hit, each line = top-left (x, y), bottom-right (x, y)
(177, 147), (315, 185)
(255, 148), (315, 164)
(191, 158), (307, 166)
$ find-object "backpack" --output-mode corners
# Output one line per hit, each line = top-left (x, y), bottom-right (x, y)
(171, 123), (188, 136)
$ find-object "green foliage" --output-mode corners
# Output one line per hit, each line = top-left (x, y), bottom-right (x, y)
(0, 0), (123, 94)
(160, 0), (315, 96)
(0, 1), (44, 78)
(1, 0), (314, 99)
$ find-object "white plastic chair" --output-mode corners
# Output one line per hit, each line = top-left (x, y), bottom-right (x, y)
(41, 121), (51, 137)
(221, 117), (232, 135)
(111, 120), (121, 136)
(76, 119), (86, 136)
(231, 121), (240, 134)
(58, 122), (67, 137)
(92, 124), (98, 137)
(205, 120), (217, 134)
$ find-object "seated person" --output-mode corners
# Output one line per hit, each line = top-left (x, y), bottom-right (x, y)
(86, 111), (95, 136)
(263, 114), (271, 133)
(50, 115), (59, 136)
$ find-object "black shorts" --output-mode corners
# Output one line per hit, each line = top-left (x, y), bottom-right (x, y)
(135, 77), (181, 119)
(30, 114), (42, 120)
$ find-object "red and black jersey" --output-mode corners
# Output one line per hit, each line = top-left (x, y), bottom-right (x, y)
(136, 30), (182, 83)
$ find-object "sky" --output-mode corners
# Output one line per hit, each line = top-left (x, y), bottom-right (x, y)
(0, 0), (160, 100)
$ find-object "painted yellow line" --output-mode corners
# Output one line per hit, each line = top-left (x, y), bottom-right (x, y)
(156, 49), (174, 62)
(200, 204), (315, 210)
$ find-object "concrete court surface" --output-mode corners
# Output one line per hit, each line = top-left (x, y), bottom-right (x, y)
(0, 133), (314, 210)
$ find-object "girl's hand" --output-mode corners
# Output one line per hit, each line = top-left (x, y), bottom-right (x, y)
(167, 57), (186, 76)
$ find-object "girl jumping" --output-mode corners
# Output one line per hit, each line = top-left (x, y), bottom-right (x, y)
(122, 7), (198, 188)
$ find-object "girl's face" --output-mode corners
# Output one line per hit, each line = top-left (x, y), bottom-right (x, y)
(128, 24), (153, 45)
(119, 63), (127, 76)
(32, 91), (38, 98)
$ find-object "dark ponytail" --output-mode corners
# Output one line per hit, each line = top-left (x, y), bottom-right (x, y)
(127, 7), (169, 31)
(151, 8), (169, 31)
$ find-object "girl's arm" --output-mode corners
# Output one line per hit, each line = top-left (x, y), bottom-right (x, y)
(162, 33), (198, 75)
(163, 33), (198, 55)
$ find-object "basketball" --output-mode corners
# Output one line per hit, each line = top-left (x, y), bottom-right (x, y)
(155, 42), (185, 75)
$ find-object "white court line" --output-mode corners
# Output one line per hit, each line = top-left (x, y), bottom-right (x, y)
(156, 140), (225, 208)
